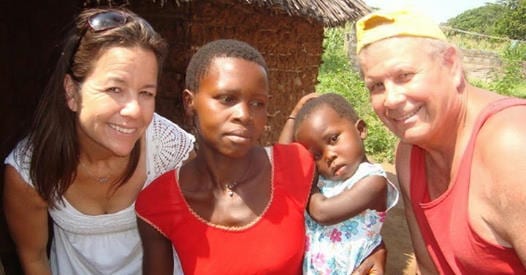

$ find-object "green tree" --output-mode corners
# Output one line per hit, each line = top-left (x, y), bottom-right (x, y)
(495, 0), (526, 40)
(447, 0), (526, 40)
(446, 4), (506, 35)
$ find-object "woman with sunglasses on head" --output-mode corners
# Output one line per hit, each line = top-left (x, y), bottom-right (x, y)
(3, 8), (194, 275)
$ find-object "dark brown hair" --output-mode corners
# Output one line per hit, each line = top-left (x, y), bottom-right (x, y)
(25, 8), (167, 206)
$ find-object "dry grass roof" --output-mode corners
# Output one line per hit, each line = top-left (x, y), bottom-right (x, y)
(88, 0), (371, 27)
(243, 0), (370, 26)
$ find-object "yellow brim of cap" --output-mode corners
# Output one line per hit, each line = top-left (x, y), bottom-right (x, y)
(355, 9), (447, 54)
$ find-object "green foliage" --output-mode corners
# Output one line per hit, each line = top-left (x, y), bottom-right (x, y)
(495, 0), (526, 40)
(446, 4), (505, 35)
(446, 0), (525, 97)
(447, 0), (526, 39)
(445, 33), (509, 52)
(317, 28), (397, 163)
(467, 42), (526, 98)
(488, 43), (526, 98)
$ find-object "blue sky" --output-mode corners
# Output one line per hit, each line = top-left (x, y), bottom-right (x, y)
(363, 0), (497, 23)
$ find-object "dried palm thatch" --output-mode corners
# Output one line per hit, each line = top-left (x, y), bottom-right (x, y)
(84, 0), (370, 26)
(244, 0), (370, 26)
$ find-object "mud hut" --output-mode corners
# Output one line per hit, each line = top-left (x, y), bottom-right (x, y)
(89, 0), (371, 144)
(0, 0), (370, 150)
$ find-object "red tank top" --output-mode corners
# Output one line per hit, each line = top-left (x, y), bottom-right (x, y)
(410, 98), (526, 274)
(136, 143), (315, 274)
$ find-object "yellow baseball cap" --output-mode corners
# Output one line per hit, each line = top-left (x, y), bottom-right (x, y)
(355, 9), (447, 54)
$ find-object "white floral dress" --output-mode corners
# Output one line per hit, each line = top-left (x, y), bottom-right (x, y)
(303, 162), (399, 275)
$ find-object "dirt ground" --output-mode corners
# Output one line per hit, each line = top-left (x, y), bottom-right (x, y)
(381, 163), (416, 275)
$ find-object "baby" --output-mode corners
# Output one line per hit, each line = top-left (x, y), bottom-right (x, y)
(281, 92), (399, 274)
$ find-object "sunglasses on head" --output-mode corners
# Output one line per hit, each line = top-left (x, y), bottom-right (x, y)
(87, 11), (128, 32)
(68, 11), (129, 80)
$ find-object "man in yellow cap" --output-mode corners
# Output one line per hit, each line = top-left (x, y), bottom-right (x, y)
(356, 8), (526, 274)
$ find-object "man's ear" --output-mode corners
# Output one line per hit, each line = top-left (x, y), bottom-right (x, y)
(443, 46), (464, 90)
(355, 119), (368, 140)
(64, 74), (79, 112)
(182, 89), (195, 117)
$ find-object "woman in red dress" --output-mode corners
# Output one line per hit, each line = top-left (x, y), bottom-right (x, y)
(136, 39), (385, 275)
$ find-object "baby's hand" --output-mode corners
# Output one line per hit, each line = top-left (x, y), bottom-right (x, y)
(352, 243), (386, 275)
(290, 92), (319, 118)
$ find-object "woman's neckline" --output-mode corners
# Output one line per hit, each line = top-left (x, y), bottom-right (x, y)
(175, 147), (274, 231)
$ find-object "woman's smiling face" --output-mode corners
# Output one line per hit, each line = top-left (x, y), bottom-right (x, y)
(67, 46), (158, 157)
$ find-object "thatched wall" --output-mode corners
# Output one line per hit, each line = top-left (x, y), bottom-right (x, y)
(132, 0), (325, 144)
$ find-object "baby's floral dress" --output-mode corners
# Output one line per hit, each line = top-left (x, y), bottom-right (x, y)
(303, 162), (399, 275)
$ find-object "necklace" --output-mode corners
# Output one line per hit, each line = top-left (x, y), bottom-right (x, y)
(79, 161), (111, 184)
(222, 153), (254, 197)
(226, 182), (240, 197)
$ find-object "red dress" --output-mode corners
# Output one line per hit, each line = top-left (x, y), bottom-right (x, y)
(136, 143), (315, 274)
(410, 98), (526, 274)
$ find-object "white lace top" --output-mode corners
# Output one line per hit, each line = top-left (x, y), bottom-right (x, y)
(4, 113), (194, 275)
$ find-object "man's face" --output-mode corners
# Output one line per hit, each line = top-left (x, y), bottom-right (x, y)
(359, 37), (460, 145)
